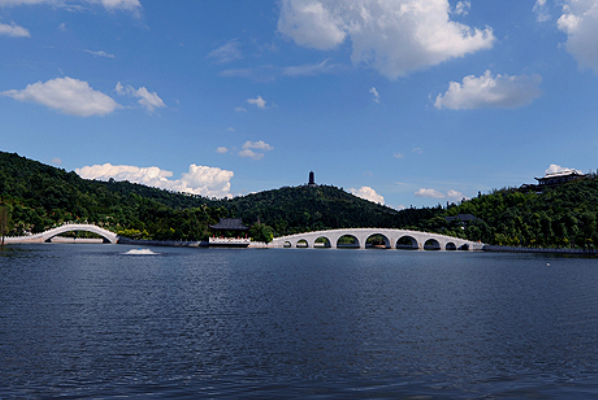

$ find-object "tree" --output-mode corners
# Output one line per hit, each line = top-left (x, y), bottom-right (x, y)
(249, 223), (274, 243)
(0, 205), (11, 246)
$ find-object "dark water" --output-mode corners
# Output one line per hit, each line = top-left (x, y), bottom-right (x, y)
(2, 245), (598, 399)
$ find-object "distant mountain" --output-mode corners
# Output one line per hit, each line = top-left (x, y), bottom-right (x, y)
(0, 151), (441, 240)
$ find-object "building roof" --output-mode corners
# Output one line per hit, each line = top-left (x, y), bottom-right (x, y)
(535, 170), (584, 181)
(209, 218), (249, 231)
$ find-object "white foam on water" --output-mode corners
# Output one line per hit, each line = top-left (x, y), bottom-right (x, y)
(124, 248), (158, 255)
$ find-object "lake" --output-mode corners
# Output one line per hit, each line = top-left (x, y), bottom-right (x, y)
(2, 244), (598, 399)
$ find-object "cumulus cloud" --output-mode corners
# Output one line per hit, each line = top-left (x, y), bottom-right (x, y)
(238, 140), (274, 160)
(434, 70), (542, 110)
(76, 163), (234, 198)
(415, 188), (468, 200)
(415, 188), (445, 198)
(216, 146), (228, 154)
(545, 164), (583, 175)
(350, 186), (385, 204)
(0, 21), (29, 37)
(278, 0), (495, 79)
(84, 49), (114, 58)
(557, 0), (598, 73)
(2, 77), (118, 116)
(447, 189), (467, 200)
(207, 39), (243, 64)
(247, 95), (267, 109)
(116, 82), (166, 111)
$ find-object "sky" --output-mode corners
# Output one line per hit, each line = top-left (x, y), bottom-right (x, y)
(2, 0), (598, 210)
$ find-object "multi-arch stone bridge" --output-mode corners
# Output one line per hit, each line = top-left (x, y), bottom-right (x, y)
(3, 223), (119, 244)
(271, 228), (484, 251)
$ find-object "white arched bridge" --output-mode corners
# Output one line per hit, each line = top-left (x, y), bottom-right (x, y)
(3, 223), (119, 244)
(271, 228), (484, 251)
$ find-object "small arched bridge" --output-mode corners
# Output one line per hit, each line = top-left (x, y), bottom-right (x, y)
(3, 223), (119, 244)
(271, 228), (483, 251)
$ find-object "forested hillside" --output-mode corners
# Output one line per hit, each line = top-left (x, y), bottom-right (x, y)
(0, 151), (440, 241)
(428, 177), (598, 249)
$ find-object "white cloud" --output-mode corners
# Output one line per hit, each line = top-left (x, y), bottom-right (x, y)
(2, 77), (118, 116)
(76, 163), (234, 198)
(115, 82), (166, 111)
(395, 204), (407, 210)
(207, 39), (243, 64)
(235, 107), (247, 112)
(412, 148), (423, 154)
(545, 164), (583, 175)
(454, 1), (470, 15)
(350, 186), (385, 204)
(415, 188), (468, 200)
(434, 70), (542, 110)
(369, 87), (380, 103)
(243, 140), (274, 151)
(415, 188), (445, 198)
(51, 157), (62, 165)
(247, 95), (267, 109)
(0, 21), (30, 37)
(533, 0), (549, 22)
(84, 49), (115, 58)
(216, 147), (228, 154)
(557, 0), (598, 73)
(393, 152), (404, 158)
(238, 149), (265, 160)
(227, 127), (235, 132)
(447, 189), (467, 200)
(238, 140), (274, 160)
(278, 0), (495, 79)
(58, 22), (66, 30)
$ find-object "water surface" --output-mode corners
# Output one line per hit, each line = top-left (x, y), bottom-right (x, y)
(2, 244), (598, 399)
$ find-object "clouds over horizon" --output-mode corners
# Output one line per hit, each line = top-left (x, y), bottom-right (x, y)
(2, 77), (119, 116)
(415, 188), (467, 200)
(278, 0), (495, 79)
(76, 163), (234, 198)
(435, 70), (542, 109)
(350, 186), (385, 204)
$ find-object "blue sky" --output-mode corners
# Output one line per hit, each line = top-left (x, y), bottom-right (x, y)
(2, 0), (598, 209)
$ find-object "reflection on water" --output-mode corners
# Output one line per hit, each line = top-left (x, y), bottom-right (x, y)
(2, 244), (598, 399)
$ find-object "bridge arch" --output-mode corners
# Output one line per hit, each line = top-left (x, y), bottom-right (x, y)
(314, 236), (332, 248)
(337, 234), (360, 249)
(43, 224), (119, 244)
(424, 238), (441, 250)
(396, 235), (419, 250)
(366, 233), (390, 249)
(446, 242), (457, 251)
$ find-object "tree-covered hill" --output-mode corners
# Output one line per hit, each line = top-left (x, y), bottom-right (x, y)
(426, 177), (598, 249)
(214, 185), (441, 236)
(0, 151), (441, 240)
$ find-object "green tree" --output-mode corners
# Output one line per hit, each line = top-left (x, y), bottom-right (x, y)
(249, 223), (274, 243)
